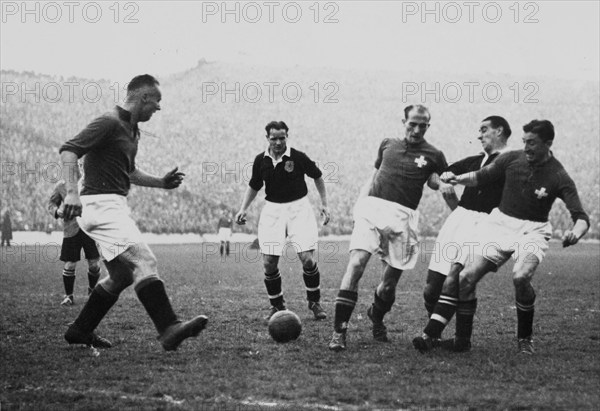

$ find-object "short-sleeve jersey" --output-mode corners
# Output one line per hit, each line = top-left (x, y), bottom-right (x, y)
(448, 152), (504, 213)
(248, 147), (322, 203)
(476, 150), (589, 224)
(59, 106), (139, 197)
(370, 138), (447, 210)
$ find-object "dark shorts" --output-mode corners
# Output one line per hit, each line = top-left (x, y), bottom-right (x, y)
(60, 229), (100, 262)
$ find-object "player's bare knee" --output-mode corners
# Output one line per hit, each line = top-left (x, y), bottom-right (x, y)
(262, 254), (279, 274)
(458, 271), (476, 299)
(512, 273), (531, 290)
(298, 251), (316, 270)
(88, 258), (101, 271)
(64, 261), (77, 270)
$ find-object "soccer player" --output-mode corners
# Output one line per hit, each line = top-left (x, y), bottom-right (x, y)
(414, 119), (589, 354)
(48, 178), (102, 306)
(217, 209), (233, 257)
(329, 104), (454, 351)
(419, 116), (511, 352)
(59, 74), (208, 350)
(235, 121), (330, 321)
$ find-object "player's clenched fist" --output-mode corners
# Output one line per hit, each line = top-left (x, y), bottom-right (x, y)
(163, 167), (185, 189)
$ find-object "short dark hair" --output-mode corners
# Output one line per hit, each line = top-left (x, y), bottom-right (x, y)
(127, 74), (159, 93)
(265, 121), (289, 135)
(483, 115), (512, 138)
(523, 119), (555, 142)
(403, 104), (431, 121)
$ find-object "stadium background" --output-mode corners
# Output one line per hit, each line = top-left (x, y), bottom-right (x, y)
(1, 62), (598, 239)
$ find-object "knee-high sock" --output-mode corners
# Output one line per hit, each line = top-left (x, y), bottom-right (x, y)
(135, 277), (179, 335)
(334, 290), (357, 332)
(303, 263), (321, 303)
(516, 295), (535, 339)
(87, 266), (101, 292)
(264, 269), (284, 308)
(63, 268), (76, 296)
(371, 290), (395, 323)
(424, 293), (458, 338)
(72, 284), (119, 333)
(455, 299), (477, 341)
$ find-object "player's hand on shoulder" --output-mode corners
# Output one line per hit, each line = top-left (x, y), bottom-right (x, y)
(163, 167), (185, 189)
(235, 211), (247, 225)
(320, 206), (330, 226)
(561, 230), (579, 247)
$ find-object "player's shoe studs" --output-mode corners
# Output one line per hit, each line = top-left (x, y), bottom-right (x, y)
(367, 305), (389, 342)
(308, 301), (327, 320)
(159, 315), (208, 351)
(328, 330), (347, 351)
(60, 295), (74, 306)
(518, 338), (534, 355)
(65, 326), (112, 348)
(412, 334), (440, 353)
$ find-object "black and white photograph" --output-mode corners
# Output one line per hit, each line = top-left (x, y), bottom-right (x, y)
(1, 1), (599, 409)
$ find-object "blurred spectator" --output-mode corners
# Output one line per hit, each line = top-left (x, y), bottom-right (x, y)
(0, 68), (597, 239)
(1, 207), (13, 246)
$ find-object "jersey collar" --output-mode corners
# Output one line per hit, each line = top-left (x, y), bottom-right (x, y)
(264, 146), (292, 166)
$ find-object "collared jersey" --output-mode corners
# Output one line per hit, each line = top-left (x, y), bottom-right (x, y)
(448, 151), (504, 213)
(47, 180), (80, 238)
(476, 150), (589, 224)
(370, 138), (447, 210)
(59, 106), (139, 197)
(249, 147), (322, 203)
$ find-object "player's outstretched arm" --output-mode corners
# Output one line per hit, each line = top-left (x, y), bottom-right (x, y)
(562, 219), (589, 247)
(60, 150), (82, 220)
(453, 172), (478, 187)
(313, 177), (330, 225)
(235, 187), (259, 225)
(130, 167), (185, 189)
(428, 173), (459, 210)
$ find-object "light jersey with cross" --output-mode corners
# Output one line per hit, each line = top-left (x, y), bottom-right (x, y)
(534, 187), (548, 199)
(414, 155), (428, 168)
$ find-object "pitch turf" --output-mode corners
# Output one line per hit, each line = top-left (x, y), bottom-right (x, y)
(1, 241), (599, 410)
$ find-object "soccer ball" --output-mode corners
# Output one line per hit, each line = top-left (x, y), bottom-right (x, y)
(268, 310), (302, 343)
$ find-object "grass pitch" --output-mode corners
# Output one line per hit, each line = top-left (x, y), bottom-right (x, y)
(1, 240), (599, 410)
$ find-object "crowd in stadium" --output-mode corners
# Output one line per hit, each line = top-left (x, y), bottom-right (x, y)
(1, 68), (598, 238)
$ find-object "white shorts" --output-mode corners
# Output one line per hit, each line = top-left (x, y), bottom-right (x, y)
(218, 227), (232, 242)
(349, 196), (419, 270)
(77, 194), (144, 262)
(428, 206), (489, 275)
(257, 196), (318, 256)
(476, 208), (552, 272)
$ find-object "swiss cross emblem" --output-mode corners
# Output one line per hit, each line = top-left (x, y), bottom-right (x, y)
(414, 156), (427, 168)
(284, 160), (294, 172)
(534, 187), (548, 199)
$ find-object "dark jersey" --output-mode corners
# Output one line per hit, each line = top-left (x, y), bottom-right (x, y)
(59, 106), (139, 197)
(249, 147), (322, 203)
(370, 138), (447, 210)
(448, 152), (504, 213)
(217, 217), (233, 229)
(476, 150), (589, 224)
